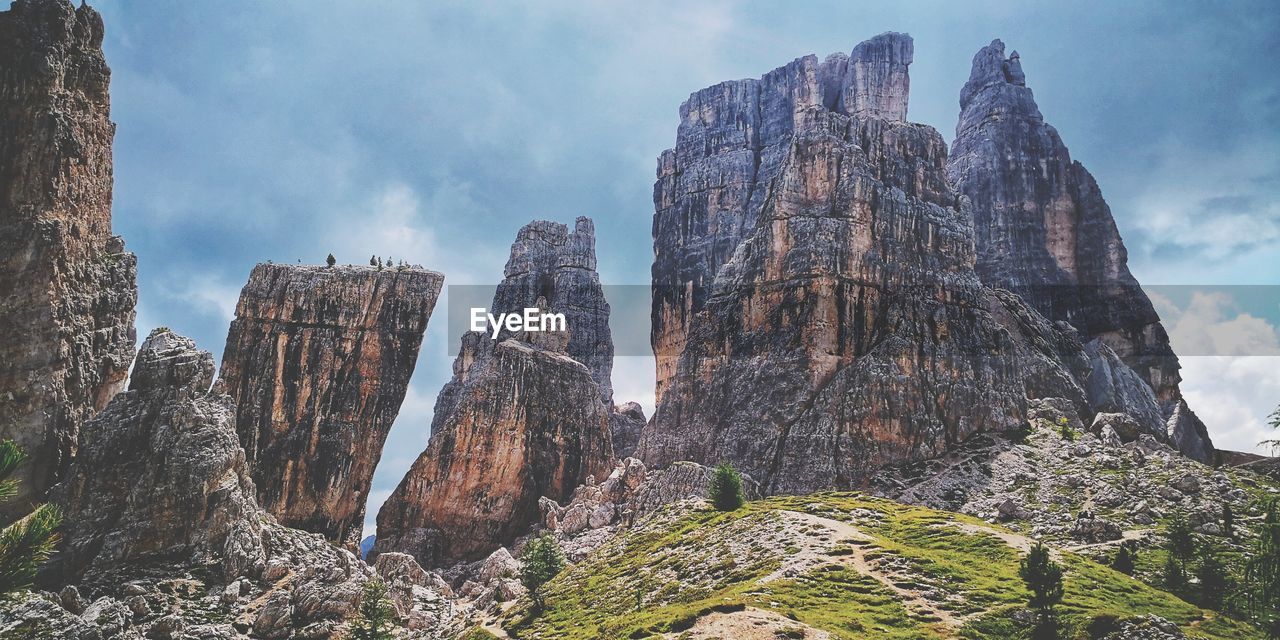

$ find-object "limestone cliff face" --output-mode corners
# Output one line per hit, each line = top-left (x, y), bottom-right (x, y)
(217, 263), (443, 549)
(45, 329), (377, 637)
(649, 33), (914, 404)
(948, 40), (1213, 461)
(49, 329), (263, 584)
(494, 217), (614, 403)
(0, 0), (137, 515)
(374, 219), (614, 566)
(640, 34), (1088, 494)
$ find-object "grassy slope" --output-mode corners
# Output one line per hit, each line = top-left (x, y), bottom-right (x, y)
(498, 493), (1260, 640)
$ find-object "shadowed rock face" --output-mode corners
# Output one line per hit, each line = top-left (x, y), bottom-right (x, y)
(640, 33), (1091, 494)
(217, 263), (443, 549)
(0, 0), (137, 516)
(375, 218), (614, 566)
(609, 402), (647, 459)
(49, 329), (263, 584)
(494, 217), (614, 403)
(948, 40), (1213, 461)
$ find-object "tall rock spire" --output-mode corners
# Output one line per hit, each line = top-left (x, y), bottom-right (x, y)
(374, 218), (614, 566)
(649, 33), (917, 406)
(0, 0), (138, 515)
(639, 33), (1092, 493)
(948, 39), (1213, 461)
(216, 263), (443, 549)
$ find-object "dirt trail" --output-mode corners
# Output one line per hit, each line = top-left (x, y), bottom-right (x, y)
(780, 511), (967, 631)
(1064, 528), (1153, 553)
(943, 521), (1064, 561)
(663, 606), (833, 639)
(480, 602), (516, 638)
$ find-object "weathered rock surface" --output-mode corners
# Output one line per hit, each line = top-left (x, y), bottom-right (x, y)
(216, 263), (443, 549)
(373, 552), (465, 634)
(876, 397), (1275, 552)
(493, 217), (614, 402)
(609, 401), (647, 459)
(640, 33), (1089, 493)
(47, 329), (261, 584)
(375, 219), (615, 567)
(538, 457), (761, 560)
(948, 39), (1212, 461)
(0, 0), (137, 516)
(14, 329), (393, 638)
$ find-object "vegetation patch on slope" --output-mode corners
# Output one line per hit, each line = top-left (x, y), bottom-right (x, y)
(497, 493), (1262, 639)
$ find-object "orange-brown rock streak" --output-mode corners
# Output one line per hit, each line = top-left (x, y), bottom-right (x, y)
(218, 263), (442, 549)
(374, 218), (615, 567)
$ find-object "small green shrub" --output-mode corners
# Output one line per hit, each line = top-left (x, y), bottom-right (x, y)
(708, 462), (745, 512)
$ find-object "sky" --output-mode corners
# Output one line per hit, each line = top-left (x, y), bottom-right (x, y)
(89, 0), (1280, 537)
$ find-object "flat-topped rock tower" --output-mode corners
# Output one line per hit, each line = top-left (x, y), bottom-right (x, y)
(217, 262), (443, 549)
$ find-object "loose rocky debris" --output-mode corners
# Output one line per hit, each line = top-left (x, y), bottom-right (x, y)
(537, 457), (760, 560)
(876, 397), (1278, 561)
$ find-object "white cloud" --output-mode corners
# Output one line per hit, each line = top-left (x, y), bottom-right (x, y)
(1163, 291), (1280, 357)
(1181, 357), (1280, 455)
(1155, 291), (1280, 454)
(612, 355), (656, 417)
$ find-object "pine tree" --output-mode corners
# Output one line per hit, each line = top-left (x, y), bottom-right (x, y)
(326, 253), (337, 267)
(1020, 542), (1064, 639)
(520, 533), (564, 612)
(1263, 405), (1279, 454)
(369, 255), (377, 267)
(1163, 553), (1186, 591)
(1020, 542), (1064, 613)
(0, 440), (63, 595)
(1111, 542), (1136, 575)
(349, 579), (395, 640)
(1243, 500), (1280, 637)
(1196, 543), (1229, 610)
(1223, 503), (1236, 541)
(708, 462), (745, 511)
(1166, 513), (1196, 572)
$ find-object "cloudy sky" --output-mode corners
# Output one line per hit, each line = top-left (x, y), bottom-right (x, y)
(91, 0), (1280, 537)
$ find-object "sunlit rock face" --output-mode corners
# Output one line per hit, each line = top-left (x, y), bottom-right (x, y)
(374, 219), (615, 567)
(0, 0), (137, 517)
(217, 263), (443, 549)
(948, 40), (1212, 461)
(640, 33), (1092, 494)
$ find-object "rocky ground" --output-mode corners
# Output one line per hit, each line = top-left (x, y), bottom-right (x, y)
(875, 397), (1279, 592)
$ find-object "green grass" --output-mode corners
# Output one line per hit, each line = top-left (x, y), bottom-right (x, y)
(499, 493), (1263, 640)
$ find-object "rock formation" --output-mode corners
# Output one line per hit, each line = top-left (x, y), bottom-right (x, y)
(216, 263), (443, 549)
(609, 401), (647, 459)
(40, 329), (383, 638)
(538, 457), (763, 559)
(374, 218), (615, 566)
(489, 217), (614, 402)
(48, 329), (262, 584)
(0, 0), (137, 515)
(640, 33), (1090, 493)
(948, 39), (1213, 460)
